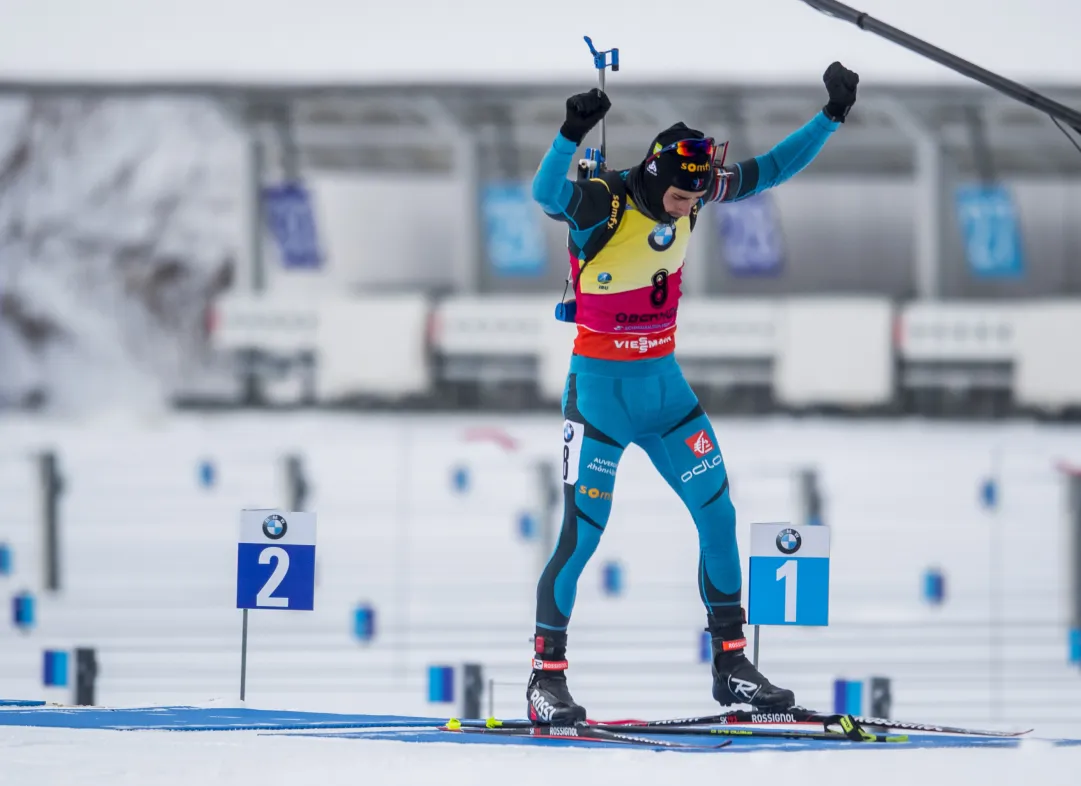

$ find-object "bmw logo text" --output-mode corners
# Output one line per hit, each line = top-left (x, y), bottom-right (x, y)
(563, 422), (575, 442)
(776, 528), (801, 555)
(648, 222), (676, 251)
(263, 514), (288, 540)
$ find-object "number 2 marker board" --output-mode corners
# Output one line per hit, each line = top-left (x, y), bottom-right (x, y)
(236, 509), (316, 611)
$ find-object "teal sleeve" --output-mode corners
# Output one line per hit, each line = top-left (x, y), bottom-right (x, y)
(530, 133), (612, 231)
(724, 111), (840, 202)
(531, 133), (579, 217)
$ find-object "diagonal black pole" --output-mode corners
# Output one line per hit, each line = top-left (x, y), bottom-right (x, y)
(799, 0), (1081, 133)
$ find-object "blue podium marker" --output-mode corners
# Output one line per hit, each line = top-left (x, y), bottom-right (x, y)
(428, 666), (454, 703)
(43, 650), (68, 687)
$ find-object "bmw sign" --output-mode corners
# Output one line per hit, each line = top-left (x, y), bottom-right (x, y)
(776, 528), (801, 555)
(263, 514), (288, 540)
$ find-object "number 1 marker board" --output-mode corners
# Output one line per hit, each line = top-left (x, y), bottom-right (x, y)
(748, 522), (830, 626)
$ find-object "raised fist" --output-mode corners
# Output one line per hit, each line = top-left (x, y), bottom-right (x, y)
(560, 88), (612, 145)
(822, 62), (859, 122)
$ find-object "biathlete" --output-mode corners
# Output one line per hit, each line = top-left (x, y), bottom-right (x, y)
(525, 62), (859, 724)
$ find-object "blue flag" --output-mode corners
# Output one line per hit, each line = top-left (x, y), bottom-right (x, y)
(482, 182), (548, 277)
(263, 182), (323, 270)
(955, 184), (1025, 279)
(717, 192), (785, 277)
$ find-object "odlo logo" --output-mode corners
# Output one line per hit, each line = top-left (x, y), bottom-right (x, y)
(529, 689), (556, 722)
(681, 454), (723, 483)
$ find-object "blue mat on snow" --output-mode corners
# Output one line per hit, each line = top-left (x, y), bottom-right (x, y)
(2, 706), (1076, 752)
(0, 705), (448, 731)
(276, 727), (1066, 752)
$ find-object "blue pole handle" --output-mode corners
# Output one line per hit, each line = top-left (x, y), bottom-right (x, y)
(583, 36), (619, 72)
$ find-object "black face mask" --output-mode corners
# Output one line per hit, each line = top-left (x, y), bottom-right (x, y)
(626, 163), (673, 223)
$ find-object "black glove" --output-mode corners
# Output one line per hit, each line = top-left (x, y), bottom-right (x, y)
(560, 88), (612, 145)
(822, 62), (859, 123)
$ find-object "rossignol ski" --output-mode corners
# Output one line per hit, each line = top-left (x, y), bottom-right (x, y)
(602, 706), (1032, 738)
(594, 715), (905, 743)
(438, 719), (732, 750)
(439, 714), (903, 744)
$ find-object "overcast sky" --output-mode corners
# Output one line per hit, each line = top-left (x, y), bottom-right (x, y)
(0, 0), (1079, 86)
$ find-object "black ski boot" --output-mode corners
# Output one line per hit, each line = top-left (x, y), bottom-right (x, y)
(526, 631), (586, 725)
(707, 609), (795, 710)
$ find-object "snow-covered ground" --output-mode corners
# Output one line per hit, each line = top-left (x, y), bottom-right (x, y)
(2, 411), (1081, 783)
(2, 413), (1081, 725)
(1, 719), (1079, 786)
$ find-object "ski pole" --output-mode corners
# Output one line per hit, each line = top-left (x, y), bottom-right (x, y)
(582, 36), (620, 174)
(798, 0), (1081, 133)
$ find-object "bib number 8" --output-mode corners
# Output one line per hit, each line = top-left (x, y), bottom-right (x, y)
(650, 270), (669, 307)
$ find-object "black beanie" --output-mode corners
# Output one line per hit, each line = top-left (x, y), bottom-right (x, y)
(644, 122), (715, 194)
(626, 122), (716, 223)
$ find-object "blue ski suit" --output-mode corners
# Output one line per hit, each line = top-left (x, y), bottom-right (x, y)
(532, 110), (840, 632)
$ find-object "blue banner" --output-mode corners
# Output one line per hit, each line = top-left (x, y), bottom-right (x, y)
(955, 184), (1025, 279)
(481, 182), (547, 277)
(263, 182), (323, 270)
(717, 192), (785, 277)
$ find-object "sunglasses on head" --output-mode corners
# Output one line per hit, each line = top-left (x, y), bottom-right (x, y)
(647, 137), (729, 168)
